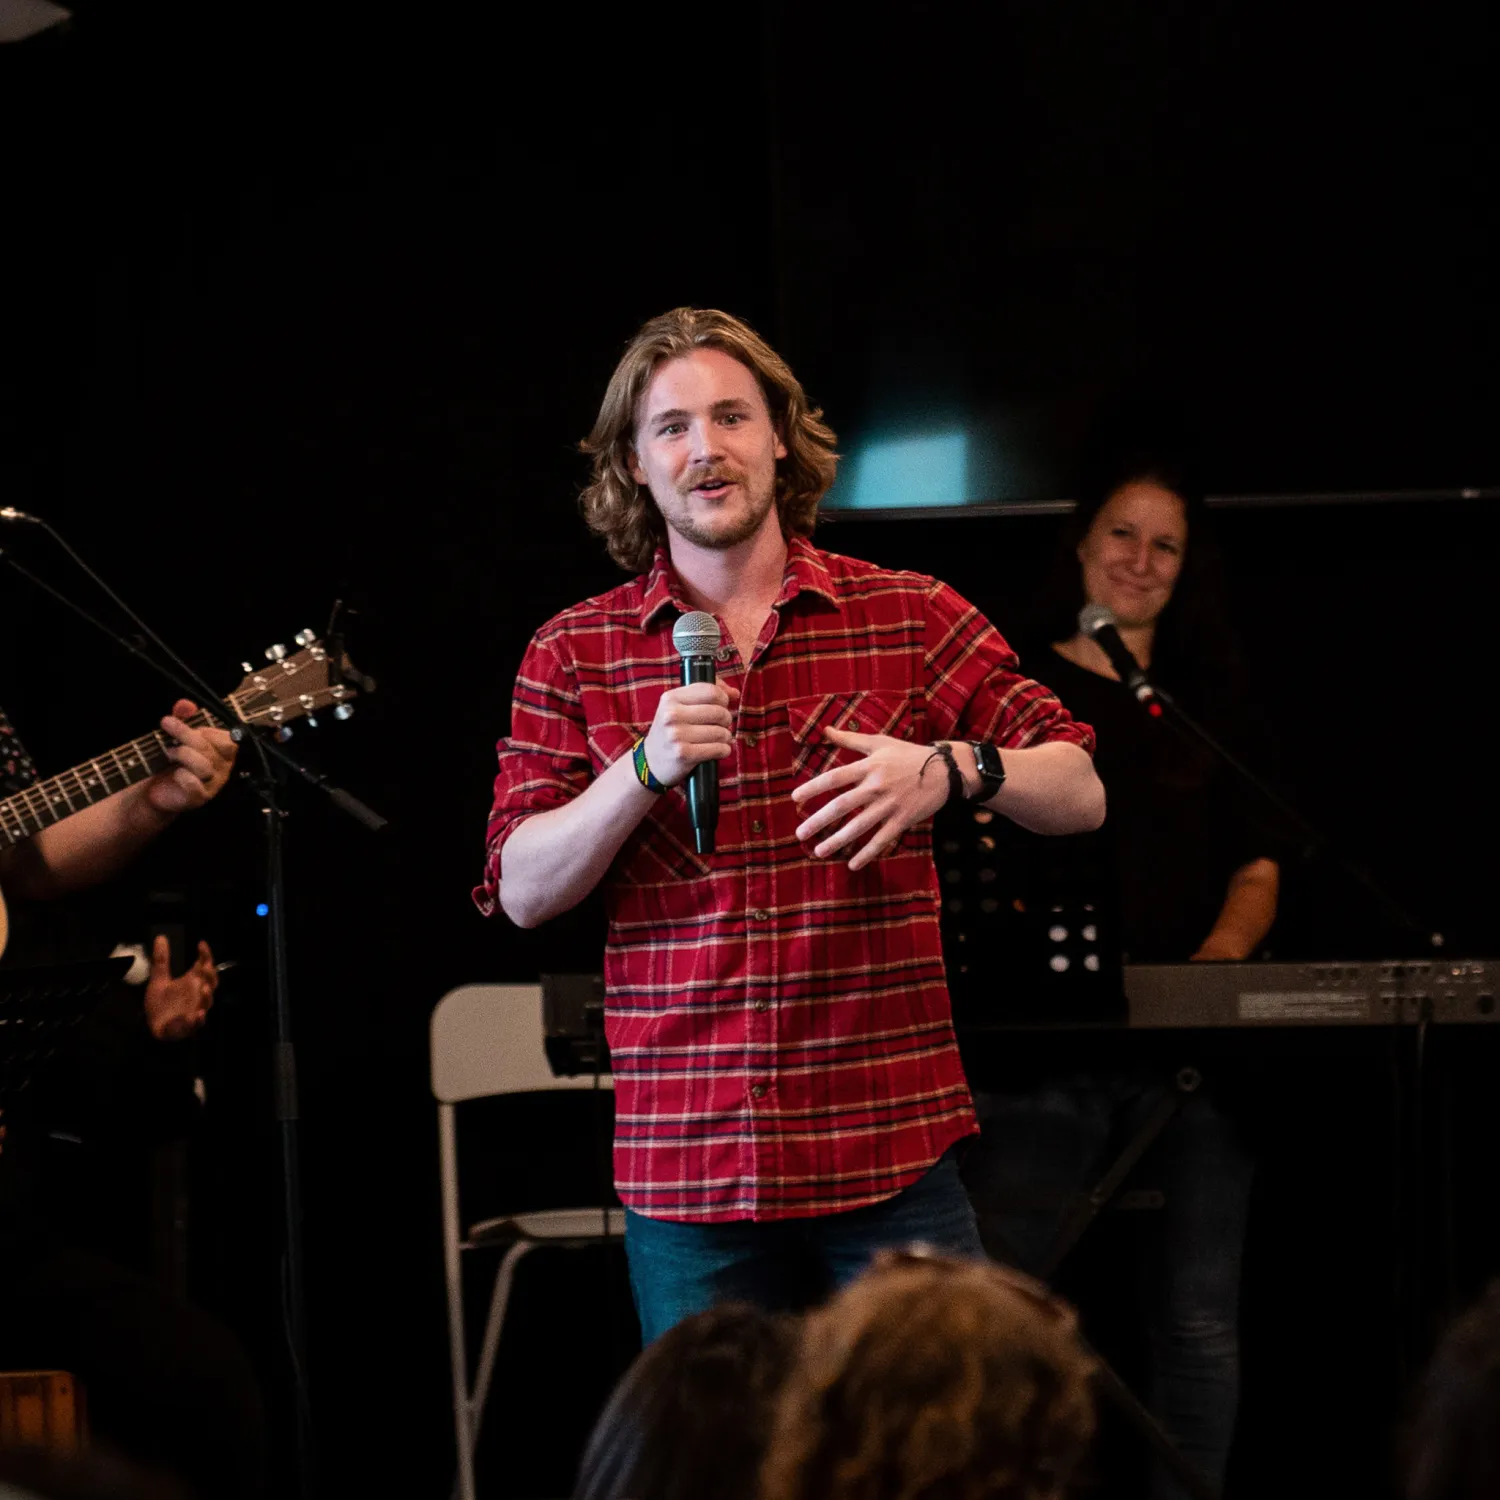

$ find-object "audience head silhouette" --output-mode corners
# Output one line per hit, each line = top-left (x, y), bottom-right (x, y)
(573, 1302), (795, 1500)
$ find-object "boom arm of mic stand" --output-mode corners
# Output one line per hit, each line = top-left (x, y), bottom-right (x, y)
(1138, 676), (1442, 950)
(260, 742), (388, 832)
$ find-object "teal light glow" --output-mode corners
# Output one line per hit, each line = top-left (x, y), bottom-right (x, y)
(838, 430), (969, 509)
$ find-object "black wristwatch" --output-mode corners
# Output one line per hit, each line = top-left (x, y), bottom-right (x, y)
(968, 742), (1007, 801)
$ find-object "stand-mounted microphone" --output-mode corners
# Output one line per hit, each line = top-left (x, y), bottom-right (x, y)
(1078, 602), (1157, 704)
(671, 610), (721, 856)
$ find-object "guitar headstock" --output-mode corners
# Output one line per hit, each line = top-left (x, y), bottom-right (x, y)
(227, 631), (372, 732)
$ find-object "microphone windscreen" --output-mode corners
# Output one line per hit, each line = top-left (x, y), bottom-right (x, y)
(672, 611), (721, 660)
(1077, 602), (1118, 639)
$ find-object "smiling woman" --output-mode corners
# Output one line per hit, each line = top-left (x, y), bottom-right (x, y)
(961, 443), (1278, 1496)
(1039, 448), (1241, 699)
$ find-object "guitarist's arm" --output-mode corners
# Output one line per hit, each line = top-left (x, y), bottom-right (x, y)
(0, 700), (237, 901)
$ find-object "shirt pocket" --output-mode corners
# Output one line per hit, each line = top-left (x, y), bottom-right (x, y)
(590, 721), (713, 885)
(784, 689), (926, 779)
(785, 690), (932, 857)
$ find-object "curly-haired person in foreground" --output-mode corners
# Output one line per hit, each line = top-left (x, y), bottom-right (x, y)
(474, 307), (1102, 1341)
(760, 1251), (1097, 1500)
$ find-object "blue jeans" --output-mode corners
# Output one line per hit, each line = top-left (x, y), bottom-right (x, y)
(964, 1077), (1253, 1500)
(624, 1147), (985, 1344)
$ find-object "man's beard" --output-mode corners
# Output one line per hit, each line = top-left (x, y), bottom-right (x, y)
(660, 469), (778, 552)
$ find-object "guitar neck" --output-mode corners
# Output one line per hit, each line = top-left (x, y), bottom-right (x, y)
(0, 711), (215, 851)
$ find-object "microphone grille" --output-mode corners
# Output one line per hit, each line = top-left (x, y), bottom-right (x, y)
(1077, 602), (1117, 639)
(671, 610), (721, 659)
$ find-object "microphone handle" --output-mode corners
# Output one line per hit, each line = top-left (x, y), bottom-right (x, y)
(680, 655), (719, 855)
(1093, 624), (1156, 703)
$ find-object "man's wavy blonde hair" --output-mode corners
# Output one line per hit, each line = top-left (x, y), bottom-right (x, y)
(579, 307), (839, 573)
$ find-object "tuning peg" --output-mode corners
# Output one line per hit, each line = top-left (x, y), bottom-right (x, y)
(241, 662), (254, 674)
(266, 644), (288, 662)
(333, 704), (354, 722)
(276, 726), (293, 742)
(294, 629), (318, 647)
(305, 715), (319, 729)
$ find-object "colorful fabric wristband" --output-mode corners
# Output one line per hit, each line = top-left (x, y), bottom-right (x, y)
(632, 736), (666, 794)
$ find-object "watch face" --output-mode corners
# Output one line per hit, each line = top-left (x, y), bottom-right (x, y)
(974, 743), (1005, 782)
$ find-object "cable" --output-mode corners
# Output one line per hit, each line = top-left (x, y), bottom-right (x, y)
(22, 511), (229, 714)
(1, 552), (242, 731)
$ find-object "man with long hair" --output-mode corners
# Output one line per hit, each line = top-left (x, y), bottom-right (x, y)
(473, 307), (1104, 1338)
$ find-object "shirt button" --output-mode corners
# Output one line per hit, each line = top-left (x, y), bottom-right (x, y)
(750, 1082), (767, 1099)
(751, 819), (764, 834)
(754, 998), (769, 1013)
(744, 732), (758, 748)
(751, 908), (769, 922)
(715, 646), (733, 663)
(845, 717), (860, 729)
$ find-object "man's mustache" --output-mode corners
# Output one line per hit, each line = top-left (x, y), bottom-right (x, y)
(678, 466), (746, 494)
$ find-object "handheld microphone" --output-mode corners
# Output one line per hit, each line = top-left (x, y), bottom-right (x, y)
(1077, 602), (1157, 704)
(671, 610), (721, 856)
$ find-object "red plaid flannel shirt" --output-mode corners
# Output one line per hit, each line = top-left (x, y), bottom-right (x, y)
(474, 538), (1094, 1222)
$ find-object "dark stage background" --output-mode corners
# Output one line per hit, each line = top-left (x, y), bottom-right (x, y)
(1, 4), (1496, 1498)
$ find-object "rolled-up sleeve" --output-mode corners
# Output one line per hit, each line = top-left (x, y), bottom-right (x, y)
(923, 580), (1096, 755)
(472, 630), (592, 917)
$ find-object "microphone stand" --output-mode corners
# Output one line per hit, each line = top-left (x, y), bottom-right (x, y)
(1068, 627), (1463, 1468)
(1098, 632), (1450, 1387)
(1, 529), (386, 1500)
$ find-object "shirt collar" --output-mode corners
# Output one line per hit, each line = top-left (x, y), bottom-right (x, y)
(637, 548), (681, 629)
(638, 533), (840, 630)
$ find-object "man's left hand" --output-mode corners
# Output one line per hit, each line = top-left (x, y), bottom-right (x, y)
(146, 700), (238, 816)
(791, 728), (953, 872)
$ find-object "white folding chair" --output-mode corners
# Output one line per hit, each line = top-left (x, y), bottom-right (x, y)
(432, 983), (623, 1500)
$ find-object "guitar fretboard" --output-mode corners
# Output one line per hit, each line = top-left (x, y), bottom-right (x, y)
(0, 712), (215, 851)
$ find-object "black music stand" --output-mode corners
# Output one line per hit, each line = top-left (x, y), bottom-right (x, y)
(938, 800), (1125, 1027)
(0, 957), (133, 1107)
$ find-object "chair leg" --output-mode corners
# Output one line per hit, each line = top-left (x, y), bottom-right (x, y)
(470, 1241), (536, 1440)
(439, 1107), (478, 1500)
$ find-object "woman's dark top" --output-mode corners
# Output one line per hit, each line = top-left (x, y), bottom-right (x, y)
(1035, 647), (1273, 962)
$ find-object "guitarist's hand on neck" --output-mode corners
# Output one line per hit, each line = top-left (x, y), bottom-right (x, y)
(0, 699), (239, 903)
(136, 699), (239, 822)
